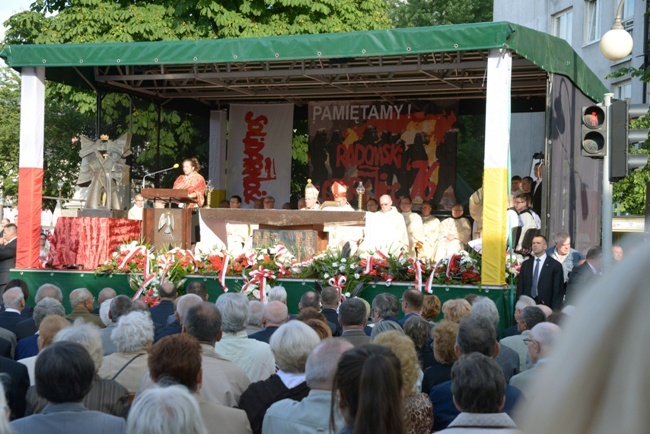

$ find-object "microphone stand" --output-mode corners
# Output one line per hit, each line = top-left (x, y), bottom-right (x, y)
(141, 164), (179, 191)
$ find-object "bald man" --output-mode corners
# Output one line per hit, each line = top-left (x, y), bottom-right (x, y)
(360, 195), (409, 255)
(249, 301), (288, 344)
(128, 194), (145, 220)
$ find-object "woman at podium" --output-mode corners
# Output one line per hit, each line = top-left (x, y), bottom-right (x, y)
(173, 157), (206, 207)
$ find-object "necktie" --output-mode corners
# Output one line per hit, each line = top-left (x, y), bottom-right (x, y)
(531, 258), (540, 298)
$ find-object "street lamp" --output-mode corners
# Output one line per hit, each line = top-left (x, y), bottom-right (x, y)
(600, 0), (633, 61)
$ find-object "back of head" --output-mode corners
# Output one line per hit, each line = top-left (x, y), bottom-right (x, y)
(339, 298), (367, 327)
(112, 310), (154, 353)
(305, 338), (353, 390)
(300, 291), (321, 310)
(306, 318), (332, 340)
(158, 282), (177, 300)
(38, 315), (71, 348)
(110, 295), (134, 322)
(321, 286), (340, 307)
(471, 296), (500, 329)
(2, 287), (24, 310)
(100, 299), (112, 326)
(270, 320), (320, 373)
(176, 294), (203, 324)
(267, 286), (287, 304)
(372, 293), (399, 320)
(184, 302), (222, 344)
(442, 299), (472, 323)
(432, 320), (460, 365)
(5, 279), (28, 302)
(149, 334), (202, 392)
(402, 288), (424, 311)
(35, 283), (63, 303)
(403, 315), (431, 349)
(515, 295), (537, 310)
(247, 300), (265, 328)
(264, 301), (288, 326)
(295, 307), (327, 323)
(35, 341), (95, 403)
(421, 294), (441, 320)
(370, 320), (403, 341)
(521, 306), (546, 330)
(54, 321), (103, 373)
(97, 287), (117, 305)
(33, 297), (65, 328)
(332, 344), (405, 434)
(586, 246), (603, 260)
(451, 352), (506, 413)
(69, 288), (93, 308)
(215, 293), (249, 333)
(185, 281), (208, 301)
(127, 385), (207, 434)
(373, 330), (420, 395)
(456, 314), (497, 357)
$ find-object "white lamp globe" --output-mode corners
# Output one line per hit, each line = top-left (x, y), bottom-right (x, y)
(600, 28), (633, 61)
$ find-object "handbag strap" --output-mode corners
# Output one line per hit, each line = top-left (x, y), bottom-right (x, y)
(111, 353), (145, 381)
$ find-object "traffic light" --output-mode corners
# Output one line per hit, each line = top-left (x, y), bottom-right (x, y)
(609, 100), (649, 182)
(581, 104), (606, 158)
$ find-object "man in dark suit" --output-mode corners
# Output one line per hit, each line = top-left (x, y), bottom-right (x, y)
(0, 287), (26, 334)
(15, 283), (64, 341)
(338, 298), (370, 347)
(320, 286), (342, 336)
(516, 235), (565, 310)
(398, 287), (423, 327)
(565, 246), (602, 304)
(0, 224), (17, 294)
(249, 301), (288, 343)
(149, 282), (177, 327)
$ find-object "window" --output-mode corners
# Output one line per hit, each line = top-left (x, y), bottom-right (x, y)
(614, 81), (632, 101)
(584, 0), (601, 44)
(553, 8), (573, 45)
(623, 0), (635, 20)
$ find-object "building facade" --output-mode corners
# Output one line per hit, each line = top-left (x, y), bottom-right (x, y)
(494, 0), (646, 104)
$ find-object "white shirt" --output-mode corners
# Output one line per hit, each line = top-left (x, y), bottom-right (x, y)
(214, 330), (276, 383)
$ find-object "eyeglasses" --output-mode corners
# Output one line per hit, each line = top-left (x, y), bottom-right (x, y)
(523, 338), (537, 345)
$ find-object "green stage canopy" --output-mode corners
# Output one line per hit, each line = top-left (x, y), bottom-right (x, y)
(0, 21), (607, 110)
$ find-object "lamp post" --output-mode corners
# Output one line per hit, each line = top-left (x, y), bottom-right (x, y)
(599, 0), (633, 270)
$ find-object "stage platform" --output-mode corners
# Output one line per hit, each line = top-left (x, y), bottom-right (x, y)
(9, 269), (515, 330)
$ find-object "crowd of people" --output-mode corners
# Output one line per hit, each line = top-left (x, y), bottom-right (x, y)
(0, 235), (638, 434)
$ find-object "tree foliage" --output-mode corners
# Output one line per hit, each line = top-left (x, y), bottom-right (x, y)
(0, 68), (21, 198)
(386, 0), (493, 28)
(1, 0), (391, 200)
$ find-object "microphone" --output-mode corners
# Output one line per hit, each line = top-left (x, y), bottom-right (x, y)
(142, 163), (180, 190)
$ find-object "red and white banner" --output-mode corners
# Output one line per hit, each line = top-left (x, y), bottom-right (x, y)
(17, 68), (45, 268)
(227, 104), (294, 207)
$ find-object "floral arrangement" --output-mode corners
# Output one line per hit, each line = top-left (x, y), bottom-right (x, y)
(97, 240), (523, 304)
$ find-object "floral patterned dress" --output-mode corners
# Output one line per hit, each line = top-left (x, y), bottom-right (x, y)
(173, 172), (206, 207)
